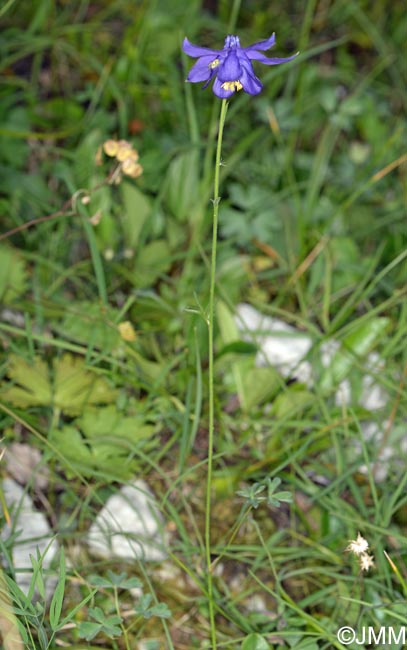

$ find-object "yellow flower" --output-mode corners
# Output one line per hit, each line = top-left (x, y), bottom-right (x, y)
(116, 140), (134, 161)
(103, 139), (119, 157)
(100, 139), (143, 184)
(122, 158), (143, 179)
(118, 321), (137, 342)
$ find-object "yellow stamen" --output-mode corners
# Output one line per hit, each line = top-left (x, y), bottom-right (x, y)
(209, 59), (220, 69)
(221, 80), (243, 92)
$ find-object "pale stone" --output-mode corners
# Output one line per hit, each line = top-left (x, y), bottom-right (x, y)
(1, 478), (58, 599)
(88, 480), (167, 562)
(235, 303), (396, 481)
(236, 303), (313, 384)
(4, 443), (49, 490)
(236, 303), (387, 410)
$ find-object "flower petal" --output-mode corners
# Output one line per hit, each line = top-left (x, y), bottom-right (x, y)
(217, 50), (242, 82)
(212, 77), (236, 99)
(246, 51), (299, 65)
(182, 37), (220, 58)
(186, 55), (217, 82)
(242, 33), (276, 52)
(240, 65), (263, 95)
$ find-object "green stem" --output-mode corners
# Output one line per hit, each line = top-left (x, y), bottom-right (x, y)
(81, 209), (108, 306)
(206, 98), (228, 650)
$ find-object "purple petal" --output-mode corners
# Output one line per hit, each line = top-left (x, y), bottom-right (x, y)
(182, 37), (220, 58)
(240, 64), (263, 95)
(212, 77), (236, 99)
(217, 50), (242, 82)
(246, 51), (299, 65)
(186, 55), (217, 82)
(242, 33), (276, 52)
(224, 35), (240, 48)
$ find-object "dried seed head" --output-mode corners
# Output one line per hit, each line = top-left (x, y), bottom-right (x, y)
(89, 210), (103, 226)
(122, 158), (143, 178)
(103, 139), (119, 157)
(116, 140), (133, 161)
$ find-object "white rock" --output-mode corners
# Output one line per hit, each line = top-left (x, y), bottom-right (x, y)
(321, 344), (387, 411)
(4, 443), (49, 491)
(360, 353), (388, 411)
(319, 340), (352, 407)
(356, 420), (407, 482)
(236, 303), (313, 384)
(236, 303), (387, 410)
(235, 303), (397, 480)
(88, 480), (167, 562)
(1, 478), (58, 599)
(246, 594), (268, 614)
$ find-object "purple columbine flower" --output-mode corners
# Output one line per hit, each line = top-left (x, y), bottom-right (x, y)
(182, 33), (298, 99)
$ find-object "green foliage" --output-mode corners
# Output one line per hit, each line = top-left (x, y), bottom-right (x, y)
(88, 570), (142, 590)
(134, 594), (172, 620)
(62, 304), (121, 352)
(2, 547), (96, 649)
(242, 634), (271, 650)
(217, 300), (281, 410)
(320, 317), (390, 394)
(164, 150), (201, 222)
(1, 354), (116, 414)
(49, 404), (156, 479)
(135, 239), (172, 287)
(0, 245), (28, 304)
(220, 183), (283, 249)
(120, 183), (152, 250)
(48, 548), (65, 632)
(237, 477), (293, 509)
(77, 607), (123, 641)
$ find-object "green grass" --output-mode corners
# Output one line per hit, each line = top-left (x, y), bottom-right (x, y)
(1, 0), (407, 648)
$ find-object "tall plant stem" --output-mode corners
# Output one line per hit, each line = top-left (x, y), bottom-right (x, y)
(206, 98), (228, 649)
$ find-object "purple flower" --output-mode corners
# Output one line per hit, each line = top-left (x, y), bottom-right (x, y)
(182, 33), (298, 99)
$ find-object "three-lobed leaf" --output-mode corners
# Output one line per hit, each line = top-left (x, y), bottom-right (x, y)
(0, 245), (27, 304)
(1, 354), (116, 414)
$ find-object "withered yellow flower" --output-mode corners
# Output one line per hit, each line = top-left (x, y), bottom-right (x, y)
(122, 159), (143, 179)
(116, 140), (134, 161)
(103, 139), (119, 157)
(118, 321), (137, 342)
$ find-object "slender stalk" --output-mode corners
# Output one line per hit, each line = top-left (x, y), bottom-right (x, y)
(206, 98), (228, 649)
(81, 210), (108, 306)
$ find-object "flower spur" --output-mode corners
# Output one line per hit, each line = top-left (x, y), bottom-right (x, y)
(182, 33), (298, 98)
